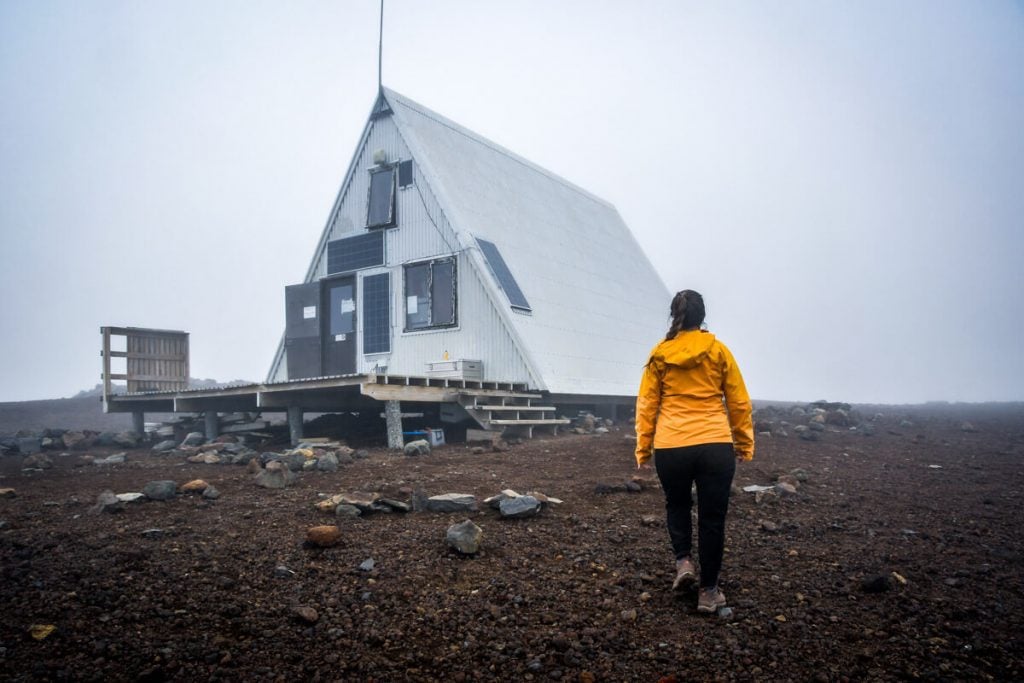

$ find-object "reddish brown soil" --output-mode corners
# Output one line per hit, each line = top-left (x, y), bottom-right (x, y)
(1, 404), (1023, 682)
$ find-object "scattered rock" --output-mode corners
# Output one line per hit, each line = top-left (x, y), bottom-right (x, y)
(484, 489), (522, 509)
(140, 528), (165, 539)
(62, 431), (90, 450)
(116, 492), (146, 503)
(255, 462), (297, 489)
(335, 504), (362, 518)
(112, 431), (142, 448)
(789, 468), (810, 482)
(499, 495), (541, 518)
(143, 480), (178, 501)
(306, 525), (342, 547)
(378, 498), (410, 513)
(22, 453), (53, 470)
(0, 488), (16, 499)
(354, 449), (370, 460)
(181, 432), (205, 447)
(93, 453), (126, 466)
(180, 479), (210, 494)
(471, 446), (486, 455)
(960, 421), (978, 433)
(359, 558), (375, 572)
(93, 490), (124, 514)
(759, 519), (779, 533)
(403, 439), (431, 457)
(316, 452), (339, 472)
(446, 519), (483, 554)
(775, 482), (798, 497)
(274, 565), (296, 578)
(152, 440), (178, 453)
(246, 458), (263, 474)
(204, 484), (223, 499)
(426, 493), (478, 513)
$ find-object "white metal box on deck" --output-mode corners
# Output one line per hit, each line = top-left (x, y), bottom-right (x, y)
(426, 359), (483, 380)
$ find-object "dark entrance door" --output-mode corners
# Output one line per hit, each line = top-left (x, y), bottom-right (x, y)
(322, 276), (357, 375)
(284, 282), (322, 380)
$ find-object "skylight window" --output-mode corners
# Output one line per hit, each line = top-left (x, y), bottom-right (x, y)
(476, 237), (531, 312)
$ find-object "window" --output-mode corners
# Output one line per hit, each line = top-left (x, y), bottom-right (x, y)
(367, 166), (396, 228)
(476, 237), (531, 312)
(362, 273), (391, 354)
(398, 159), (413, 188)
(404, 257), (457, 331)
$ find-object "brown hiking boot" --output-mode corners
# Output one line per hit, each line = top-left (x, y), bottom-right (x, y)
(672, 557), (696, 591)
(697, 586), (727, 613)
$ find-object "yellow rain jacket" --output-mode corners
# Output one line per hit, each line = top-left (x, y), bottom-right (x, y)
(635, 329), (754, 466)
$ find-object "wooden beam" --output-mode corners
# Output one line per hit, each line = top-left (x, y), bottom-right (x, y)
(360, 383), (460, 403)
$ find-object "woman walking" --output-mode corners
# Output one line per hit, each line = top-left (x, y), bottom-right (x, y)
(635, 290), (754, 613)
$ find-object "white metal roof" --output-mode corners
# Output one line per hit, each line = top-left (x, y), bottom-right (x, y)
(384, 88), (671, 397)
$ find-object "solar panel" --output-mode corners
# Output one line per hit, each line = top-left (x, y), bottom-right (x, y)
(398, 159), (413, 187)
(367, 167), (396, 227)
(476, 238), (531, 311)
(362, 273), (391, 354)
(327, 231), (385, 274)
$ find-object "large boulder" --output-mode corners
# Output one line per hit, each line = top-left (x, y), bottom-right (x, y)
(152, 440), (178, 453)
(316, 452), (339, 472)
(22, 453), (53, 470)
(112, 431), (143, 448)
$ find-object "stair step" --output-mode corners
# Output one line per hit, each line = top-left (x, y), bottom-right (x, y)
(488, 419), (571, 426)
(471, 405), (556, 412)
(458, 391), (541, 399)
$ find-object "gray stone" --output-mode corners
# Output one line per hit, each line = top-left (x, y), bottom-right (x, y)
(93, 490), (123, 514)
(775, 482), (798, 497)
(359, 558), (375, 572)
(143, 480), (178, 501)
(202, 485), (221, 500)
(254, 462), (296, 489)
(274, 565), (295, 578)
(789, 468), (810, 482)
(286, 453), (306, 471)
(317, 452), (339, 472)
(499, 495), (541, 518)
(301, 459), (318, 472)
(336, 452), (354, 465)
(717, 606), (735, 620)
(141, 528), (165, 539)
(94, 453), (126, 466)
(152, 440), (177, 453)
(180, 432), (205, 447)
(798, 430), (820, 442)
(335, 504), (362, 518)
(22, 453), (53, 470)
(112, 431), (142, 448)
(116, 492), (145, 503)
(403, 439), (431, 457)
(484, 489), (522, 509)
(446, 519), (483, 555)
(16, 437), (42, 455)
(808, 421), (825, 432)
(96, 431), (118, 447)
(62, 431), (90, 450)
(426, 493), (478, 513)
(354, 449), (370, 460)
(378, 498), (411, 513)
(960, 421), (978, 433)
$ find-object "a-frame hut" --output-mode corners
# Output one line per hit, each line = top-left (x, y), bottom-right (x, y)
(268, 88), (669, 431)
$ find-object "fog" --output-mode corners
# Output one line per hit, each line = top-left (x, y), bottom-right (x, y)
(1, 1), (1022, 403)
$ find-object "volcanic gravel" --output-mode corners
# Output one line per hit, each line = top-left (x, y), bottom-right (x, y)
(1, 404), (1023, 682)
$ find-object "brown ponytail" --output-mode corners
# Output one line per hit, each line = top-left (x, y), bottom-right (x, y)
(665, 290), (706, 340)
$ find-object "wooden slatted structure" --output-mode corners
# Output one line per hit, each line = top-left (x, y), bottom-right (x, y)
(101, 326), (189, 399)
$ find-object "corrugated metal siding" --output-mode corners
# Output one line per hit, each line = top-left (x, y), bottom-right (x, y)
(269, 111), (535, 386)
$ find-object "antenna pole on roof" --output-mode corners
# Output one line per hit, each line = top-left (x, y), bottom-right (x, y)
(377, 0), (384, 94)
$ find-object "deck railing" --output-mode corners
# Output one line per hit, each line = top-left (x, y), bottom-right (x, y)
(101, 326), (189, 400)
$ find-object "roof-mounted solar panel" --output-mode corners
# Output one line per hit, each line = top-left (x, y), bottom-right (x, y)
(476, 237), (531, 312)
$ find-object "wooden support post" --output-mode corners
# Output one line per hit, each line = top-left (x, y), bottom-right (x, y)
(204, 411), (219, 441)
(385, 400), (403, 450)
(288, 406), (304, 446)
(132, 411), (145, 437)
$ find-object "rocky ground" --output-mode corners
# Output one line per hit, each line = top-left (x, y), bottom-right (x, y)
(1, 403), (1023, 682)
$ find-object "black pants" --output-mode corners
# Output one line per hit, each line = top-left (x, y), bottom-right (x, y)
(654, 443), (736, 588)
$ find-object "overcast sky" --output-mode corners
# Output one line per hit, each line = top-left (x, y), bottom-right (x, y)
(1, 0), (1022, 404)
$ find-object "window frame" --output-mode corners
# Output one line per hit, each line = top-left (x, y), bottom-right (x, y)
(403, 256), (458, 332)
(366, 165), (397, 229)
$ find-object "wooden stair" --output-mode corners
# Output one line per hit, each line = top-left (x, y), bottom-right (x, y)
(457, 391), (569, 438)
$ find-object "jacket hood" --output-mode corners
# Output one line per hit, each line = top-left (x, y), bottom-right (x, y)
(651, 330), (717, 369)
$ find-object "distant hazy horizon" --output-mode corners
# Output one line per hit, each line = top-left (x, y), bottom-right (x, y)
(2, 1), (1022, 404)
